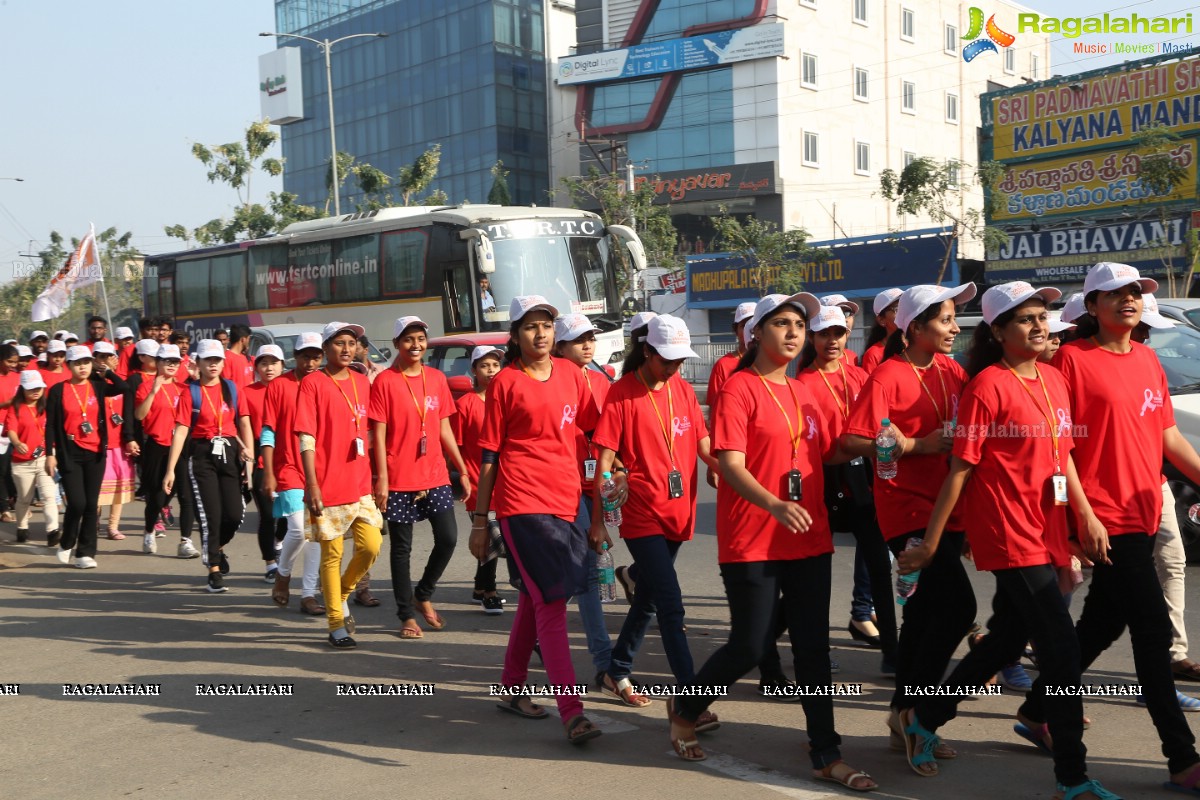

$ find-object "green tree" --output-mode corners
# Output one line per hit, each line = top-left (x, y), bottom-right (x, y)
(710, 211), (824, 296)
(1132, 125), (1191, 296)
(397, 144), (443, 206)
(487, 160), (512, 205)
(324, 151), (356, 215)
(879, 157), (1009, 285)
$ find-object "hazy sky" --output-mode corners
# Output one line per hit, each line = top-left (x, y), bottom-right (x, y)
(0, 0), (1194, 279)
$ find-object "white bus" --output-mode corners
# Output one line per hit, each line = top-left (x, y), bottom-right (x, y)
(143, 204), (645, 365)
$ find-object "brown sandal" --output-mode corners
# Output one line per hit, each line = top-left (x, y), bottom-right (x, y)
(299, 596), (325, 616)
(1174, 658), (1200, 682)
(813, 760), (877, 792)
(272, 574), (290, 607)
(666, 698), (705, 761)
(352, 586), (380, 607)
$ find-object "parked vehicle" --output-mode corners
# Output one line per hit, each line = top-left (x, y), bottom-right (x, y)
(1150, 298), (1200, 331)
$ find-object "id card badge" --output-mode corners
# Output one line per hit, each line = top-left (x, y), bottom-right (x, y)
(31, 445), (44, 459)
(79, 420), (94, 436)
(211, 437), (227, 461)
(667, 469), (684, 499)
(355, 437), (366, 458)
(583, 458), (597, 481)
(1052, 473), (1068, 506)
(110, 413), (123, 427)
(418, 433), (427, 457)
(787, 469), (803, 502)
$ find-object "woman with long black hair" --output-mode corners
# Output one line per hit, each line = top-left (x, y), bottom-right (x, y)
(860, 288), (903, 373)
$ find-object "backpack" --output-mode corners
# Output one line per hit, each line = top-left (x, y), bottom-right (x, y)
(189, 379), (238, 430)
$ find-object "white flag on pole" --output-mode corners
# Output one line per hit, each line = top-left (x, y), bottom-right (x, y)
(32, 224), (103, 322)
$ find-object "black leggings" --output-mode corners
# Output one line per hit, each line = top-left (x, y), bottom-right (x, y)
(676, 555), (842, 770)
(388, 508), (458, 621)
(141, 439), (196, 537)
(188, 440), (244, 569)
(58, 445), (105, 558)
(252, 465), (286, 562)
(851, 502), (898, 661)
(887, 530), (976, 710)
(917, 564), (1086, 786)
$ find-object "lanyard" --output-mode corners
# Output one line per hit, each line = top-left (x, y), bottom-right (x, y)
(201, 382), (225, 435)
(1003, 361), (1062, 473)
(636, 368), (677, 468)
(520, 359), (550, 381)
(20, 403), (44, 438)
(67, 380), (92, 421)
(324, 368), (362, 432)
(159, 382), (180, 413)
(815, 361), (851, 420)
(401, 366), (429, 434)
(754, 368), (804, 467)
(903, 351), (951, 423)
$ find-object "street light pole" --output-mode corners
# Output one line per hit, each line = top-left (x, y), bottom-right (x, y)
(0, 178), (24, 182)
(260, 31), (387, 217)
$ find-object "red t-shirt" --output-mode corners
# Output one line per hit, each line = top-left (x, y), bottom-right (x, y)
(175, 381), (247, 440)
(262, 372), (306, 492)
(454, 391), (487, 512)
(861, 342), (886, 373)
(1052, 339), (1174, 536)
(844, 349), (859, 367)
(846, 353), (968, 540)
(955, 363), (1074, 571)
(798, 362), (868, 441)
(573, 369), (612, 493)
(0, 371), (20, 406)
(115, 344), (135, 379)
(243, 381), (271, 469)
(5, 403), (45, 462)
(175, 355), (192, 386)
(479, 358), (599, 521)
(40, 367), (70, 389)
(104, 394), (124, 450)
(592, 372), (708, 540)
(61, 379), (102, 452)
(368, 366), (456, 492)
(712, 369), (833, 563)
(705, 352), (739, 419)
(135, 377), (183, 447)
(293, 369), (373, 506)
(222, 350), (253, 391)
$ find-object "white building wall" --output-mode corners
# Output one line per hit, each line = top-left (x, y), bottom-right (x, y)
(546, 0), (581, 207)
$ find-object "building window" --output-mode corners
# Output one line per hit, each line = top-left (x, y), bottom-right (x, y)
(902, 80), (915, 113)
(948, 162), (960, 187)
(945, 23), (958, 55)
(904, 150), (916, 167)
(853, 67), (869, 101)
(1031, 53), (1041, 80)
(945, 92), (959, 124)
(1004, 46), (1015, 73)
(801, 52), (818, 88)
(855, 141), (871, 176)
(803, 131), (819, 167)
(853, 0), (867, 25)
(901, 7), (914, 41)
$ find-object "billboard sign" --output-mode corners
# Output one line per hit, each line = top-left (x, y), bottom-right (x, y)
(259, 47), (305, 125)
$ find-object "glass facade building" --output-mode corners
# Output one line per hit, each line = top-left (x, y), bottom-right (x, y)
(272, 0), (550, 210)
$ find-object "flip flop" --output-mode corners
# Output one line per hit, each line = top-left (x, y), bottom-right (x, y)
(398, 623), (424, 640)
(565, 715), (602, 745)
(1014, 722), (1053, 755)
(105, 530), (126, 540)
(813, 760), (877, 792)
(1165, 762), (1200, 795)
(418, 607), (445, 630)
(496, 696), (548, 719)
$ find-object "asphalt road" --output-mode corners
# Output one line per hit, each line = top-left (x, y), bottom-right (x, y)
(1, 480), (1197, 800)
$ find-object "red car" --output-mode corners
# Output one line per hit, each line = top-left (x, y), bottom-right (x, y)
(426, 332), (615, 399)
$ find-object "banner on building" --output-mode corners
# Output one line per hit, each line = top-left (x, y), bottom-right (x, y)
(259, 47), (305, 125)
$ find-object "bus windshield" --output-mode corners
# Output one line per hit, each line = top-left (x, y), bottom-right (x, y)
(481, 233), (617, 328)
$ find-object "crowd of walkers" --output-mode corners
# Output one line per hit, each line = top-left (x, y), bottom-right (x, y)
(8, 260), (1200, 797)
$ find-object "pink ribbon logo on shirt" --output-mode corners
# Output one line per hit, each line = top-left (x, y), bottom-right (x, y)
(1140, 388), (1164, 417)
(806, 415), (818, 439)
(561, 404), (577, 430)
(425, 396), (439, 412)
(1056, 407), (1072, 436)
(672, 416), (691, 438)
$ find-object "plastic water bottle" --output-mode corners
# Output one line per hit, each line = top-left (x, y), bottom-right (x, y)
(601, 471), (623, 527)
(1189, 504), (1200, 524)
(896, 537), (922, 605)
(597, 543), (617, 603)
(876, 418), (898, 480)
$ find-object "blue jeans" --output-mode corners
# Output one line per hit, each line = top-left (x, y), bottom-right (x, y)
(850, 545), (874, 621)
(606, 536), (693, 685)
(574, 496), (612, 674)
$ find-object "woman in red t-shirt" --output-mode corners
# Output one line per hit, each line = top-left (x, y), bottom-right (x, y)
(455, 345), (506, 613)
(0, 343), (23, 523)
(591, 314), (719, 715)
(798, 305), (896, 672)
(1025, 263), (1200, 793)
(246, 346), (287, 581)
(843, 282), (977, 763)
(370, 316), (469, 639)
(5, 370), (59, 544)
(467, 295), (602, 745)
(92, 342), (136, 540)
(668, 293), (876, 790)
(860, 288), (902, 374)
(45, 346), (127, 568)
(39, 341), (70, 388)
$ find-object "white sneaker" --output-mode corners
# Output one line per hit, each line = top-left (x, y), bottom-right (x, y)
(74, 556), (97, 569)
(177, 538), (200, 559)
(55, 548), (72, 564)
(143, 533), (157, 554)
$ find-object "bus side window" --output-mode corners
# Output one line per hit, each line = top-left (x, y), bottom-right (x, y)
(442, 262), (473, 332)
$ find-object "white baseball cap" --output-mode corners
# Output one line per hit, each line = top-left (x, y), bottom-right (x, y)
(114, 326), (134, 341)
(1142, 293), (1176, 330)
(321, 321), (366, 344)
(509, 295), (559, 324)
(1, 339), (15, 346)
(46, 340), (67, 354)
(92, 341), (117, 356)
(646, 314), (699, 360)
(16, 345), (32, 358)
(554, 313), (600, 343)
(19, 371), (45, 390)
(629, 311), (658, 331)
(733, 302), (756, 324)
(53, 330), (70, 340)
(255, 344), (285, 362)
(1060, 292), (1086, 324)
(195, 339), (225, 360)
(809, 304), (850, 333)
(295, 332), (323, 353)
(156, 344), (182, 360)
(135, 338), (160, 356)
(36, 353), (46, 364)
(981, 282), (1062, 325)
(873, 288), (904, 316)
(63, 332), (79, 343)
(896, 283), (977, 333)
(821, 294), (860, 315)
(1083, 261), (1158, 295)
(392, 316), (428, 339)
(1047, 313), (1075, 334)
(747, 292), (823, 338)
(29, 330), (48, 341)
(65, 345), (91, 362)
(471, 345), (504, 365)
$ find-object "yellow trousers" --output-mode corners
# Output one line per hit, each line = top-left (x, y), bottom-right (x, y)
(320, 518), (382, 632)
